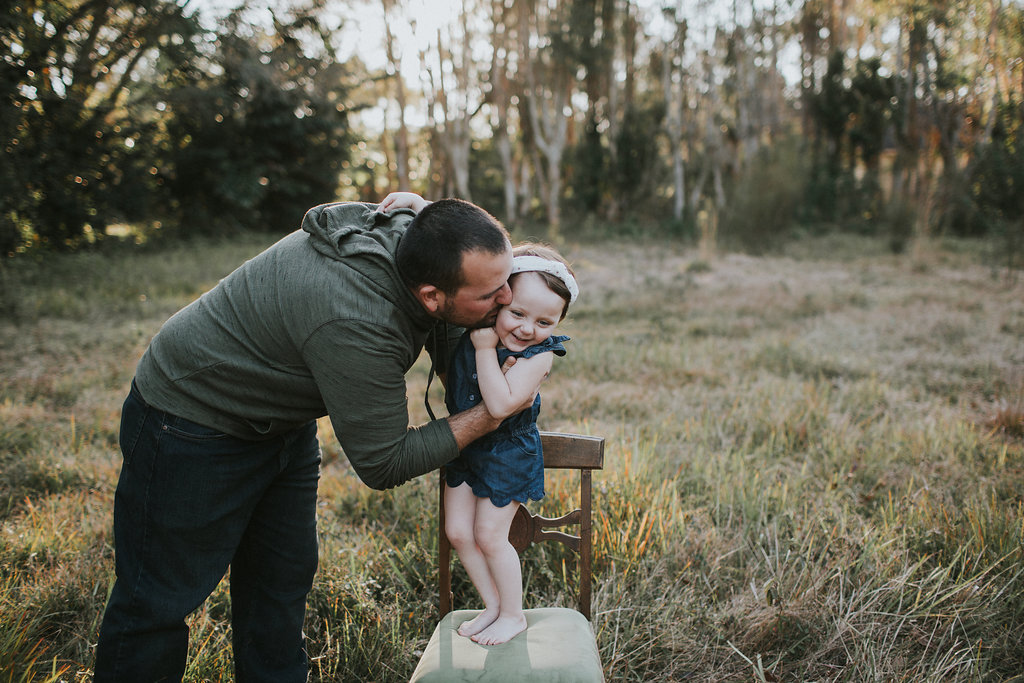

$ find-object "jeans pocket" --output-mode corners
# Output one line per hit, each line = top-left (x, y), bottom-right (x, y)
(119, 391), (149, 465)
(160, 414), (230, 442)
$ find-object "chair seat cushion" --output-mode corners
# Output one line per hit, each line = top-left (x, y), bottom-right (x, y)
(409, 607), (604, 682)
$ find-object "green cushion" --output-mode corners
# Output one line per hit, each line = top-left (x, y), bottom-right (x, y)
(409, 608), (604, 682)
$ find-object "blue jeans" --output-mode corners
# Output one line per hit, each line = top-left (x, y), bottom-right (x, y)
(94, 382), (321, 682)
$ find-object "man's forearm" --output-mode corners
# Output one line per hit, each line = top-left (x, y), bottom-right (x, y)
(446, 403), (503, 450)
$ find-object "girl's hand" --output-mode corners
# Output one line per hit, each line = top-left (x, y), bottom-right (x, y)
(376, 192), (430, 214)
(469, 327), (500, 350)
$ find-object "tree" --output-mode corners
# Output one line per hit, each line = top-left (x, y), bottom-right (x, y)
(848, 56), (897, 220)
(159, 3), (353, 234)
(519, 0), (577, 234)
(6, 0), (1023, 253)
(660, 5), (689, 221)
(1, 0), (203, 252)
(970, 97), (1024, 269)
(382, 0), (411, 190)
(420, 0), (485, 200)
(482, 0), (525, 223)
(560, 0), (616, 218)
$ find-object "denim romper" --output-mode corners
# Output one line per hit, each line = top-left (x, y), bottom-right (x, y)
(444, 332), (570, 507)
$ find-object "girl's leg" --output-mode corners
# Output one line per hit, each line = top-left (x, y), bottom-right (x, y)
(444, 483), (500, 637)
(472, 498), (528, 645)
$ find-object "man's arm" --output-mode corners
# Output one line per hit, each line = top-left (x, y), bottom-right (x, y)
(306, 321), (461, 489)
(306, 323), (532, 489)
(446, 402), (503, 450)
(445, 353), (535, 448)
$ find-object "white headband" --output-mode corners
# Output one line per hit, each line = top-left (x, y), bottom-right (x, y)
(511, 255), (579, 304)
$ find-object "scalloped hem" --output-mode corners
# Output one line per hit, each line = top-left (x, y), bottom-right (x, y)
(446, 472), (544, 508)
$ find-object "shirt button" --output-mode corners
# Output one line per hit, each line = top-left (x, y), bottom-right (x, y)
(469, 394), (475, 400)
(472, 373), (477, 379)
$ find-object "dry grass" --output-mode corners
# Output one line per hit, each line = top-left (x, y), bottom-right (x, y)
(1, 232), (1022, 681)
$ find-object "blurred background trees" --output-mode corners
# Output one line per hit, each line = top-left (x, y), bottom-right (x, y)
(2, 0), (1022, 256)
(2, 0), (354, 252)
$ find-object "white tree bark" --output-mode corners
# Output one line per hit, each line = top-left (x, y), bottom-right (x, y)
(489, 0), (518, 221)
(519, 0), (572, 235)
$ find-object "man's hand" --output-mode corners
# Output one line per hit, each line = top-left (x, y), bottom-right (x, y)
(470, 327), (500, 350)
(376, 192), (430, 214)
(446, 357), (532, 449)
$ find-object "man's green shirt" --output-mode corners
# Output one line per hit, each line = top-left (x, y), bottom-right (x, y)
(134, 202), (462, 489)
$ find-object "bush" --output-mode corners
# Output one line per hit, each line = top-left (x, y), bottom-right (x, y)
(968, 98), (1024, 272)
(719, 139), (808, 253)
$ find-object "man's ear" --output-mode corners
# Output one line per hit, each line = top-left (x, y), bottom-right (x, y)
(414, 284), (443, 315)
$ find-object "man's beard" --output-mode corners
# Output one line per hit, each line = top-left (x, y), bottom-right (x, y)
(442, 298), (499, 329)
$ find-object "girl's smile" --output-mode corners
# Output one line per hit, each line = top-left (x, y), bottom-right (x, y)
(494, 272), (566, 352)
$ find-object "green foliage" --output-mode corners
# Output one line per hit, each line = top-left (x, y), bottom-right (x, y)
(565, 113), (608, 216)
(812, 50), (852, 171)
(804, 51), (900, 231)
(159, 6), (353, 237)
(803, 50), (852, 226)
(968, 97), (1024, 270)
(610, 102), (667, 212)
(547, 0), (613, 82)
(3, 0), (1024, 258)
(848, 57), (895, 224)
(720, 138), (808, 253)
(466, 139), (510, 223)
(1, 1), (354, 254)
(878, 196), (916, 254)
(1, 0), (205, 254)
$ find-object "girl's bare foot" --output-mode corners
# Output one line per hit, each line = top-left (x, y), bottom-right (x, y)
(457, 608), (499, 637)
(471, 614), (528, 645)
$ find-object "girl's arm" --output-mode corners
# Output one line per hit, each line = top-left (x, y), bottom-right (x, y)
(470, 328), (554, 419)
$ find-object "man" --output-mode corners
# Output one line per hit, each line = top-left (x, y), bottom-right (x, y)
(94, 194), (522, 682)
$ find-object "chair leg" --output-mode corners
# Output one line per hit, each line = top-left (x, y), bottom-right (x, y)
(580, 470), (592, 620)
(438, 472), (453, 617)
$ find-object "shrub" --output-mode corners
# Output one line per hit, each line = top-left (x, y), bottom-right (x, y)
(719, 139), (808, 253)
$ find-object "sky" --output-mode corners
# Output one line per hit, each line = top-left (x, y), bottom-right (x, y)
(183, 0), (531, 132)
(187, 0), (464, 81)
(186, 0), (686, 80)
(183, 0), (800, 131)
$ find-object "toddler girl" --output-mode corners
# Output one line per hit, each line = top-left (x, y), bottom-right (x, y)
(443, 243), (578, 646)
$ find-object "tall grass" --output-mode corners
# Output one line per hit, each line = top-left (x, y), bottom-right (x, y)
(1, 232), (1022, 681)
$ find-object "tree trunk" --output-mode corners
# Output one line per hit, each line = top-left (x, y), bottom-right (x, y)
(422, 14), (478, 200)
(662, 8), (688, 221)
(489, 0), (518, 221)
(382, 0), (409, 189)
(518, 0), (573, 236)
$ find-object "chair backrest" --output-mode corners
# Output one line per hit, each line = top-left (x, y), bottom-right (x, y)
(437, 432), (605, 620)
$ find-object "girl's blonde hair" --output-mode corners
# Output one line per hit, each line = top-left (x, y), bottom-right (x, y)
(511, 243), (575, 319)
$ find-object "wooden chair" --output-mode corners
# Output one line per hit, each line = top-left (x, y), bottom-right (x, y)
(409, 432), (605, 682)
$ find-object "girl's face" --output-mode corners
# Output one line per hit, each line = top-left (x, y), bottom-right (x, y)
(494, 272), (565, 352)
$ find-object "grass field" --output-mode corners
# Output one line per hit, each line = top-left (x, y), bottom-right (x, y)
(1, 232), (1022, 682)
